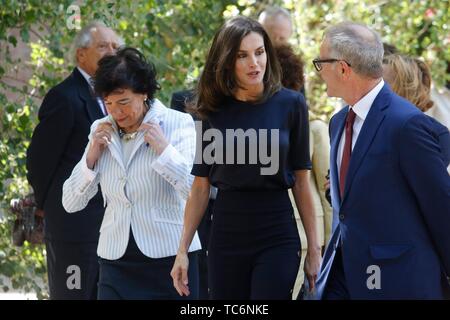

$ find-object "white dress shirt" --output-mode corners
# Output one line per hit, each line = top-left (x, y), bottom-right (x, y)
(337, 80), (384, 177)
(77, 66), (107, 116)
(62, 99), (201, 259)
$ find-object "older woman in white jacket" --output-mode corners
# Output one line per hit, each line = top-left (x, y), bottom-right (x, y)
(62, 47), (201, 300)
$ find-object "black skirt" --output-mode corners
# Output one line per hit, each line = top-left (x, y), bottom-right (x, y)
(97, 230), (199, 300)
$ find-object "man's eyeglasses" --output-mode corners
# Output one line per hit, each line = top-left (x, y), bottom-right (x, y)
(312, 58), (352, 72)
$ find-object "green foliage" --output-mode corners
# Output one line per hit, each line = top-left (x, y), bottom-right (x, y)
(263, 0), (450, 120)
(0, 0), (237, 298)
(0, 219), (47, 299)
(0, 0), (448, 298)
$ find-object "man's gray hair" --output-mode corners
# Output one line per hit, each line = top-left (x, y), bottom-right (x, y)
(72, 21), (124, 63)
(74, 21), (107, 50)
(324, 22), (384, 79)
(258, 6), (292, 24)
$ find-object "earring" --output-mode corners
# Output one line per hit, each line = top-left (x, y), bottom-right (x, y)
(143, 98), (150, 111)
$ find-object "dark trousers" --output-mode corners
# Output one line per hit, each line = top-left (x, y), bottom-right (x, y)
(97, 231), (199, 300)
(208, 190), (301, 300)
(322, 247), (350, 300)
(45, 240), (99, 300)
(197, 199), (214, 299)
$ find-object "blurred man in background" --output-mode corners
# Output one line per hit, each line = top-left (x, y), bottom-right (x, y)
(27, 21), (122, 299)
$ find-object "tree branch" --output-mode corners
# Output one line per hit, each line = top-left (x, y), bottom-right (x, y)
(1, 80), (43, 100)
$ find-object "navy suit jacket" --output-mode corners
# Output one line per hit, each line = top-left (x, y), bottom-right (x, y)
(315, 84), (450, 299)
(26, 68), (105, 242)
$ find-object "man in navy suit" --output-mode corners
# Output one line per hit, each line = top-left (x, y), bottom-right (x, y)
(26, 21), (122, 299)
(312, 22), (450, 299)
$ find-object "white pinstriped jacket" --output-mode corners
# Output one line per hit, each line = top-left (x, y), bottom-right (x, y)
(62, 99), (201, 260)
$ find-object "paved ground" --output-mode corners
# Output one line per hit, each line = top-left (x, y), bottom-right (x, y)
(0, 292), (37, 300)
(0, 276), (41, 300)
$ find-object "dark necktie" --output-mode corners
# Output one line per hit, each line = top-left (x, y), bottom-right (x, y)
(98, 98), (108, 115)
(88, 78), (107, 116)
(339, 108), (357, 198)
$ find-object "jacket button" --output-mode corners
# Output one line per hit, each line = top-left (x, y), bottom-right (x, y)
(339, 214), (345, 220)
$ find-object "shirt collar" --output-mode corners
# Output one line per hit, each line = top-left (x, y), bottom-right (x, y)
(350, 79), (384, 121)
(77, 66), (93, 87)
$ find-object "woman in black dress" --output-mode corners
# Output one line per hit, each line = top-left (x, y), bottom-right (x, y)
(171, 16), (321, 299)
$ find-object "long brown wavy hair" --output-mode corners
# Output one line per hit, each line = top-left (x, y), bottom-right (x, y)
(190, 16), (281, 119)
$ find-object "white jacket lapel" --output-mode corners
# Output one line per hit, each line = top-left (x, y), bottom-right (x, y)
(125, 99), (167, 168)
(100, 116), (126, 171)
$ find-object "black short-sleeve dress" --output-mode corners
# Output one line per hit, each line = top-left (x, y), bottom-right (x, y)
(192, 88), (311, 299)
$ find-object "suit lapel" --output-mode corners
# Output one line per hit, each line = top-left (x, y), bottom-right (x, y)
(92, 116), (126, 171)
(74, 68), (104, 123)
(341, 85), (391, 202)
(125, 99), (167, 169)
(108, 125), (126, 171)
(126, 132), (146, 169)
(330, 107), (348, 205)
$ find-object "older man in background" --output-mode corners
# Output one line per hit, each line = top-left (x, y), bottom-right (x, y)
(26, 21), (123, 299)
(258, 6), (293, 46)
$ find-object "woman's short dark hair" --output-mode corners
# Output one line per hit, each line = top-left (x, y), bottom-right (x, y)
(192, 16), (281, 119)
(94, 47), (160, 100)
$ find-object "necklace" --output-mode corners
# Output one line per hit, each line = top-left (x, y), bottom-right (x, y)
(118, 129), (138, 141)
(117, 104), (149, 141)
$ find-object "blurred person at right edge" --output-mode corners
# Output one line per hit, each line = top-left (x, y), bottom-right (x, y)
(383, 35), (450, 130)
(382, 53), (449, 169)
(428, 60), (450, 169)
(274, 44), (332, 298)
(429, 61), (450, 130)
